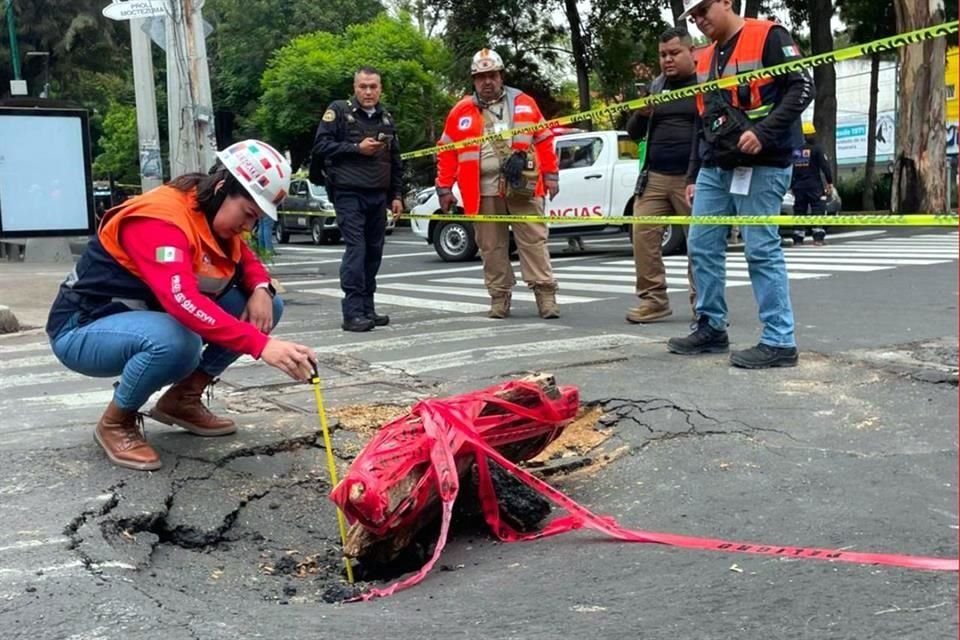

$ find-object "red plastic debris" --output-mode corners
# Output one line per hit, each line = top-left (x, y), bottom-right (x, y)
(331, 381), (958, 601)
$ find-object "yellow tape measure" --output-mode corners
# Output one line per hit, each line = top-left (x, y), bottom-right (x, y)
(400, 21), (959, 161)
(401, 213), (960, 227)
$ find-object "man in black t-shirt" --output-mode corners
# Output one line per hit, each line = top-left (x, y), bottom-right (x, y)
(624, 26), (699, 324)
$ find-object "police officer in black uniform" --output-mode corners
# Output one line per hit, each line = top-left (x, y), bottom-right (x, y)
(311, 66), (404, 332)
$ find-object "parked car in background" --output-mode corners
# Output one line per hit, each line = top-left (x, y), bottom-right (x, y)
(275, 178), (394, 245)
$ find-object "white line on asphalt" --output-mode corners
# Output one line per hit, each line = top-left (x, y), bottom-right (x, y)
(0, 341), (52, 354)
(384, 282), (606, 304)
(661, 256), (951, 266)
(268, 259), (342, 267)
(0, 353), (59, 370)
(0, 537), (70, 553)
(435, 277), (742, 294)
(280, 255), (597, 288)
(379, 334), (658, 374)
(299, 288), (489, 313)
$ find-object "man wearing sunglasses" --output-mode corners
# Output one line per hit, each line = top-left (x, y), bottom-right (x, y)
(668, 0), (813, 369)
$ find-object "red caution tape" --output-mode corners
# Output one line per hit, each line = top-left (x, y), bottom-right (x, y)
(331, 385), (958, 601)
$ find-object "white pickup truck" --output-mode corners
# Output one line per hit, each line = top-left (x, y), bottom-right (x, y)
(410, 130), (688, 261)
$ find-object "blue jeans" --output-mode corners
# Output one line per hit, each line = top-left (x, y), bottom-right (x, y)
(50, 287), (284, 411)
(688, 165), (796, 348)
(258, 216), (275, 252)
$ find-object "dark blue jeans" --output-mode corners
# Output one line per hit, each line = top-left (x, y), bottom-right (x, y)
(334, 189), (387, 320)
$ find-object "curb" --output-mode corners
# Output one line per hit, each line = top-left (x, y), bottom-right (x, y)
(0, 304), (20, 334)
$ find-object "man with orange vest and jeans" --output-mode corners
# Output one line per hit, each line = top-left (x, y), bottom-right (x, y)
(46, 141), (317, 471)
(436, 49), (561, 319)
(667, 0), (813, 369)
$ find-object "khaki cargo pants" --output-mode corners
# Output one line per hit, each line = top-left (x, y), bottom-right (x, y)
(475, 195), (555, 295)
(632, 171), (696, 310)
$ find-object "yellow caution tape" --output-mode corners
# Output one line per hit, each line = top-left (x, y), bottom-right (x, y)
(401, 213), (960, 227)
(400, 21), (959, 161)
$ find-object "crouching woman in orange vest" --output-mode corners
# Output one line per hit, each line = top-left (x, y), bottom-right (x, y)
(46, 140), (317, 471)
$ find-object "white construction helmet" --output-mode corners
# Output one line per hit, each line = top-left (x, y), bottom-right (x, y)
(216, 139), (291, 221)
(470, 48), (505, 75)
(679, 0), (711, 19)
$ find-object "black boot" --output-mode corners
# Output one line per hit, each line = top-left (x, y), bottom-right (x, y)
(366, 312), (390, 327)
(342, 317), (375, 332)
(730, 343), (798, 369)
(667, 317), (729, 355)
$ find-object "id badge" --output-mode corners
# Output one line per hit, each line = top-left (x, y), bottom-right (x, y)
(729, 167), (753, 196)
(493, 122), (509, 137)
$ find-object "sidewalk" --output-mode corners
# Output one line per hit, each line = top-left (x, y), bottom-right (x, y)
(0, 262), (71, 333)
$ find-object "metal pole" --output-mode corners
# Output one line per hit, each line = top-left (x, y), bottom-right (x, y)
(166, 0), (189, 177)
(165, 0), (216, 177)
(130, 18), (163, 191)
(184, 0), (217, 171)
(4, 0), (20, 80)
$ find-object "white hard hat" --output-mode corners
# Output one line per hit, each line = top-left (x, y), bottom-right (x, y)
(679, 0), (711, 20)
(216, 139), (291, 221)
(470, 48), (505, 75)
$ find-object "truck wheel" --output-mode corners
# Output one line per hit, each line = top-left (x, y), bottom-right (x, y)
(274, 219), (290, 244)
(311, 219), (324, 245)
(435, 220), (478, 262)
(661, 224), (686, 256)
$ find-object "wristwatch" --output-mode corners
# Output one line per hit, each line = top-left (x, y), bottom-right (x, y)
(257, 282), (277, 298)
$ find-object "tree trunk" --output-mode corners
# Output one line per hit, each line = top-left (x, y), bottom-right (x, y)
(892, 0), (948, 213)
(671, 0), (685, 24)
(862, 54), (880, 211)
(563, 0), (592, 129)
(809, 0), (837, 187)
(744, 0), (762, 18)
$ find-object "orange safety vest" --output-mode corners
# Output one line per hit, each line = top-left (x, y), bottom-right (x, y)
(436, 87), (559, 215)
(99, 186), (243, 298)
(695, 18), (777, 120)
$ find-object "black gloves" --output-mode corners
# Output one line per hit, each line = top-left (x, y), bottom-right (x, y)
(502, 151), (528, 188)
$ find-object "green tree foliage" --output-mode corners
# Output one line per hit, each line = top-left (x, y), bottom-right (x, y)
(0, 0), (130, 98)
(205, 0), (385, 134)
(254, 15), (454, 170)
(93, 102), (139, 184)
(588, 0), (669, 102)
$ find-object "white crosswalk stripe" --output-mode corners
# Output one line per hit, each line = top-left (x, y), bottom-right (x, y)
(1, 231), (953, 449)
(0, 318), (646, 448)
(281, 232), (955, 314)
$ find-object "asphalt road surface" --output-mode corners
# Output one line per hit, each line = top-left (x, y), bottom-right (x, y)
(0, 226), (956, 639)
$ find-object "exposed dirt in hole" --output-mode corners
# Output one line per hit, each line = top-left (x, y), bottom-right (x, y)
(330, 403), (409, 435)
(532, 405), (610, 462)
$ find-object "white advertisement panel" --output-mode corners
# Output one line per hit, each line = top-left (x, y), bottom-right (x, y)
(0, 109), (94, 237)
(835, 111), (896, 162)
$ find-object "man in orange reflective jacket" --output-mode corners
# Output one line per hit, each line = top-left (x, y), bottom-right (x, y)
(436, 49), (561, 319)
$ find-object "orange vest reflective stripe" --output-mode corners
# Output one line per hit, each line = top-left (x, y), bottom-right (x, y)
(696, 19), (777, 117)
(99, 186), (243, 297)
(436, 87), (559, 215)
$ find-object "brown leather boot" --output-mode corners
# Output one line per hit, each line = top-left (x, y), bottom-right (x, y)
(148, 370), (237, 436)
(488, 292), (512, 319)
(94, 401), (162, 471)
(533, 285), (560, 319)
(626, 303), (672, 324)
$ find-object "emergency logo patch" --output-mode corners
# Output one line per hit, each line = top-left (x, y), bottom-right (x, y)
(458, 116), (473, 130)
(515, 105), (533, 114)
(782, 44), (801, 58)
(322, 109), (337, 122)
(155, 246), (184, 264)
